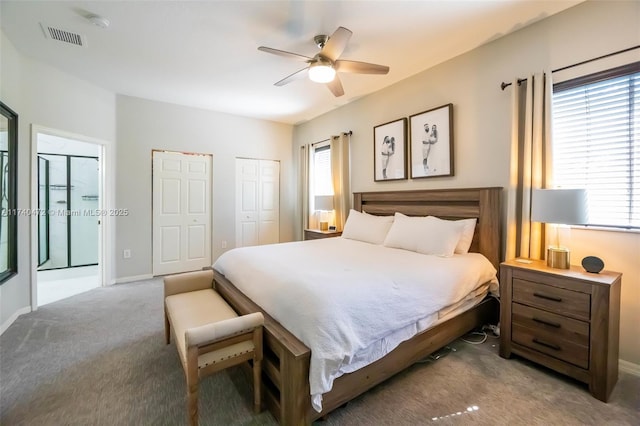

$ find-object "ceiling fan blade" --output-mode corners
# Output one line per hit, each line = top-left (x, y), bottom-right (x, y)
(320, 27), (352, 61)
(275, 66), (309, 86)
(258, 46), (312, 62)
(335, 60), (389, 75)
(326, 75), (344, 97)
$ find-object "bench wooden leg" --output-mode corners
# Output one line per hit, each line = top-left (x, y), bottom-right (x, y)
(253, 326), (263, 413)
(187, 383), (198, 426)
(187, 347), (199, 426)
(253, 357), (262, 413)
(164, 306), (170, 345)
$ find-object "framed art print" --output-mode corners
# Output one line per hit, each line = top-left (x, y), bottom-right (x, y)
(409, 103), (454, 179)
(374, 117), (407, 182)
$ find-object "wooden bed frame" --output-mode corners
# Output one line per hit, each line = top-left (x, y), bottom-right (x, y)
(213, 187), (502, 425)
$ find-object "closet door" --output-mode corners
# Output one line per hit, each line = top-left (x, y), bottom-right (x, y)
(258, 160), (280, 245)
(235, 158), (259, 247)
(152, 151), (212, 276)
(235, 158), (280, 248)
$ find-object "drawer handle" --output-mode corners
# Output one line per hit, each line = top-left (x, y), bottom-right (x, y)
(532, 317), (561, 328)
(533, 292), (562, 302)
(532, 338), (561, 351)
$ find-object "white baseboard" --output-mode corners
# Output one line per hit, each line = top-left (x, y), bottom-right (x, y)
(619, 359), (640, 377)
(114, 274), (154, 284)
(0, 306), (32, 335)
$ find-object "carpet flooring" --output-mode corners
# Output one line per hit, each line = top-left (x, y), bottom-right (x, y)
(1, 278), (638, 425)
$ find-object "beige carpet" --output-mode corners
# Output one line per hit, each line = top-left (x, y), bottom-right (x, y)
(1, 278), (638, 425)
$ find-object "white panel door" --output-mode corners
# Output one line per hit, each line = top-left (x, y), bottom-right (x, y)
(259, 160), (280, 245)
(235, 158), (280, 247)
(153, 151), (212, 276)
(236, 159), (259, 247)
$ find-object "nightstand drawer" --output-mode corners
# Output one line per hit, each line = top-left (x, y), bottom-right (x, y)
(512, 323), (589, 369)
(512, 278), (590, 321)
(512, 303), (589, 347)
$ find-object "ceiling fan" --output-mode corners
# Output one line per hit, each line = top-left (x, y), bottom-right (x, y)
(258, 27), (390, 97)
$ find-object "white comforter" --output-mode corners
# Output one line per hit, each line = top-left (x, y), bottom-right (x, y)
(213, 237), (498, 412)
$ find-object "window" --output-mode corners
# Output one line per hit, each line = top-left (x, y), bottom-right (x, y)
(552, 62), (640, 229)
(308, 142), (333, 228)
(312, 143), (332, 198)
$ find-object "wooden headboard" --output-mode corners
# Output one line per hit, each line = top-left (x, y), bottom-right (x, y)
(353, 187), (502, 269)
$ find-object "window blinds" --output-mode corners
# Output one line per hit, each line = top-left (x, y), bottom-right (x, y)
(552, 70), (639, 228)
(313, 144), (333, 196)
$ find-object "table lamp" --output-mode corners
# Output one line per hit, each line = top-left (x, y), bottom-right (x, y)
(531, 189), (587, 269)
(314, 195), (334, 231)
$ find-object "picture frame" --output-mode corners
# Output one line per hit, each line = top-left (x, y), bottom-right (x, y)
(409, 103), (454, 179)
(373, 117), (407, 181)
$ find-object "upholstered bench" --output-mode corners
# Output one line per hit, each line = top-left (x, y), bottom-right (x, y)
(164, 270), (264, 426)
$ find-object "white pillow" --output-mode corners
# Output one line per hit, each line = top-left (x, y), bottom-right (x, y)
(341, 209), (394, 245)
(383, 213), (462, 257)
(414, 216), (477, 254)
(452, 218), (477, 254)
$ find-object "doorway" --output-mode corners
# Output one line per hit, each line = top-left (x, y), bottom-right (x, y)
(34, 133), (102, 306)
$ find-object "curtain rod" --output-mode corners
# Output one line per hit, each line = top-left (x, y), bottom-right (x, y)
(553, 45), (639, 73)
(311, 131), (352, 146)
(500, 78), (526, 91)
(500, 45), (639, 90)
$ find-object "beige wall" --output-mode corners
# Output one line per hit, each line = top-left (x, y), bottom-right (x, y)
(292, 1), (640, 365)
(570, 228), (640, 367)
(0, 30), (29, 331)
(1, 33), (295, 326)
(0, 30), (117, 329)
(115, 95), (294, 280)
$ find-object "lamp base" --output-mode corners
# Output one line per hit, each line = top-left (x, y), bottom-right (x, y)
(319, 221), (329, 231)
(547, 247), (570, 269)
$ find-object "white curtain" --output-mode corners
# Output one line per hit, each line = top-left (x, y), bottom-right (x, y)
(299, 144), (310, 238)
(505, 72), (554, 260)
(330, 133), (351, 232)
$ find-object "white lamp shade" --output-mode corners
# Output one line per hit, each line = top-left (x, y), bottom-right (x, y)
(314, 195), (334, 211)
(308, 63), (336, 83)
(531, 189), (588, 225)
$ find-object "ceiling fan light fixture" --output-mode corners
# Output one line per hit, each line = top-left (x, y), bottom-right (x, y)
(258, 27), (388, 96)
(309, 62), (336, 83)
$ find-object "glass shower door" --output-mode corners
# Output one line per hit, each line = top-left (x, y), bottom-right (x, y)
(38, 156), (50, 266)
(37, 154), (99, 270)
(69, 156), (99, 267)
(40, 154), (68, 270)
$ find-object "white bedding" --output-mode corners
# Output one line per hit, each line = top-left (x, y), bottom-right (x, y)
(213, 237), (498, 412)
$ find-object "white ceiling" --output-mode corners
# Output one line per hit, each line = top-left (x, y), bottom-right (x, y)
(0, 1), (582, 125)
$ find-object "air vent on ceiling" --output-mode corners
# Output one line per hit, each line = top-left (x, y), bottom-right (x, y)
(40, 23), (86, 47)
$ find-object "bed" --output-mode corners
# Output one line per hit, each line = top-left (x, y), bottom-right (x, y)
(212, 187), (502, 425)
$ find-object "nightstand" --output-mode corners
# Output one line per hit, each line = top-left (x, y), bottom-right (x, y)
(304, 229), (342, 240)
(499, 259), (621, 402)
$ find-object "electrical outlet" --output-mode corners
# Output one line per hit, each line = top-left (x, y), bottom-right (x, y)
(221, 240), (227, 249)
(123, 249), (131, 259)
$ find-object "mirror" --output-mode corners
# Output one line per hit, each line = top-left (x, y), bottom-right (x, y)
(0, 101), (17, 284)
